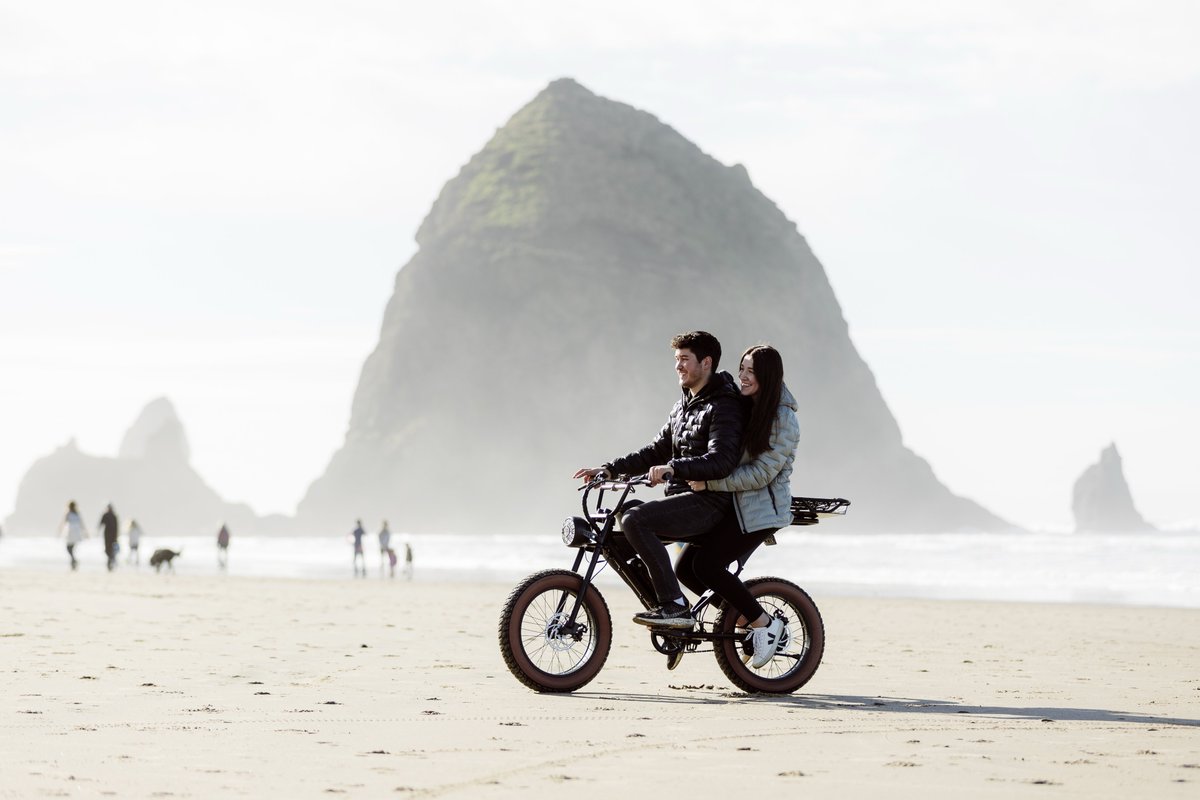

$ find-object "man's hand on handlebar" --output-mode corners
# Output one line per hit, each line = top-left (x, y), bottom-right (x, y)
(573, 466), (673, 487)
(647, 464), (674, 487)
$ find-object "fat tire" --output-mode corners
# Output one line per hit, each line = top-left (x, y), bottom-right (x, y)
(498, 568), (612, 693)
(712, 576), (824, 694)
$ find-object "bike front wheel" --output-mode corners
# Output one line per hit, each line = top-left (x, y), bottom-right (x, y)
(713, 576), (824, 694)
(498, 569), (612, 693)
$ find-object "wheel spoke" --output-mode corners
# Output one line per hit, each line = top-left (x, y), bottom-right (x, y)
(713, 579), (823, 694)
(500, 569), (613, 693)
(516, 587), (597, 675)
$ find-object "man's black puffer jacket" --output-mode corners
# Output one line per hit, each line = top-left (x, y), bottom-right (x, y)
(605, 371), (746, 495)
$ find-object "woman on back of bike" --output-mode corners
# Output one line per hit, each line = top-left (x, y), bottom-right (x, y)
(679, 344), (800, 669)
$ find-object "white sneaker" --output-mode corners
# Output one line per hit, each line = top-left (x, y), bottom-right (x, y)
(748, 617), (785, 669)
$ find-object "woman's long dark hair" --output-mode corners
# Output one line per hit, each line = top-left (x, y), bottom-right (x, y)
(742, 345), (784, 457)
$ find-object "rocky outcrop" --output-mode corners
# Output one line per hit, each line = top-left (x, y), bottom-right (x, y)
(295, 78), (1010, 534)
(119, 396), (190, 462)
(3, 399), (279, 538)
(1073, 443), (1155, 532)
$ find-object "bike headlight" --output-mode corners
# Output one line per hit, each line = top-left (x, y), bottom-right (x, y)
(561, 516), (595, 547)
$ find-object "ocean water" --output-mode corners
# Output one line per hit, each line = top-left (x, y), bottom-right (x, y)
(3, 529), (1197, 608)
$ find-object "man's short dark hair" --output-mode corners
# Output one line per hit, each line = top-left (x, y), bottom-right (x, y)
(670, 331), (722, 370)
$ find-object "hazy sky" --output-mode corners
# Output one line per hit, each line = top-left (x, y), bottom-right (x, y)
(2, 1), (1197, 530)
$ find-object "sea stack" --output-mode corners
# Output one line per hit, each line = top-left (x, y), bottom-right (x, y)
(296, 78), (1009, 534)
(1072, 443), (1155, 532)
(119, 396), (191, 462)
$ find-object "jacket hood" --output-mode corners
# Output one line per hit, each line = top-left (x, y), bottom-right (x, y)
(780, 383), (798, 411)
(714, 370), (741, 399)
(685, 370), (741, 403)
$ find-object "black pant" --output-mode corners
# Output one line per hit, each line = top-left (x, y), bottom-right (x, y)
(619, 491), (733, 605)
(676, 522), (774, 622)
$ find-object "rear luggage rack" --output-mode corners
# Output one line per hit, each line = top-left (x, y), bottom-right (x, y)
(790, 496), (851, 526)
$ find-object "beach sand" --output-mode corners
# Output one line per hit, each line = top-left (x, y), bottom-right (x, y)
(1, 568), (1197, 798)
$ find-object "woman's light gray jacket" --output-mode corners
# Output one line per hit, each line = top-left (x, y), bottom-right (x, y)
(706, 384), (800, 534)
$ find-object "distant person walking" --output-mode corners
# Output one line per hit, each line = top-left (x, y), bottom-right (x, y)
(127, 519), (143, 565)
(350, 520), (366, 577)
(378, 520), (392, 576)
(217, 524), (230, 570)
(403, 541), (414, 581)
(99, 504), (119, 572)
(59, 500), (89, 571)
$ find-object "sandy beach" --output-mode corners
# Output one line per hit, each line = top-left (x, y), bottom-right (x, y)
(2, 568), (1197, 798)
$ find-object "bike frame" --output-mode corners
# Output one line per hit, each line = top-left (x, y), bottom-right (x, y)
(557, 476), (747, 649)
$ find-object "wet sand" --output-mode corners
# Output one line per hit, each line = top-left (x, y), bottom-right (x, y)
(1, 568), (1197, 798)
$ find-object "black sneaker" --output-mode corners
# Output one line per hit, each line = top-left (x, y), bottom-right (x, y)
(633, 602), (695, 630)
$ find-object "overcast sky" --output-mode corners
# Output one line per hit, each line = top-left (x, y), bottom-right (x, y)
(2, 0), (1197, 530)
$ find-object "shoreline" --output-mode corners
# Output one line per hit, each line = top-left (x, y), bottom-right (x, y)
(1, 560), (1197, 611)
(3, 528), (1199, 609)
(2, 570), (1198, 797)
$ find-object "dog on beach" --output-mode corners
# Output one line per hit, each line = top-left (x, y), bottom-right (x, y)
(149, 548), (181, 573)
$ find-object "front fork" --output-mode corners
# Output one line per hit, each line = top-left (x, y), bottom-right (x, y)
(557, 521), (659, 637)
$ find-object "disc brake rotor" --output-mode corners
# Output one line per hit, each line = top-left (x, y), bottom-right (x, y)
(544, 611), (580, 652)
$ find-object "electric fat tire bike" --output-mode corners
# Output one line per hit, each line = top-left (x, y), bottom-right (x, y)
(498, 475), (850, 694)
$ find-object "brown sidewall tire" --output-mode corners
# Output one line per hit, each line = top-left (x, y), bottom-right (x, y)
(498, 569), (612, 693)
(713, 576), (824, 694)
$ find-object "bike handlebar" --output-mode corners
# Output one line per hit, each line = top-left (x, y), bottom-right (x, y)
(588, 473), (649, 487)
(577, 472), (662, 491)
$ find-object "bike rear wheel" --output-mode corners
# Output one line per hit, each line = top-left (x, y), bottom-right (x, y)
(498, 569), (612, 693)
(713, 576), (824, 694)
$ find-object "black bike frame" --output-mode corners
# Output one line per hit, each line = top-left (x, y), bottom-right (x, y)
(559, 477), (745, 647)
(562, 478), (650, 619)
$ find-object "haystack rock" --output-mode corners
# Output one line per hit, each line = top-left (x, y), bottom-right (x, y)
(4, 398), (272, 537)
(1072, 443), (1155, 532)
(296, 78), (1010, 534)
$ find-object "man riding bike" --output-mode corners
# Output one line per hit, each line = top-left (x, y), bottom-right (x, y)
(574, 330), (744, 630)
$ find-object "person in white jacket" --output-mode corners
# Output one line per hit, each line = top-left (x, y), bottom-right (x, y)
(682, 344), (800, 669)
(59, 500), (89, 571)
(127, 519), (143, 565)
